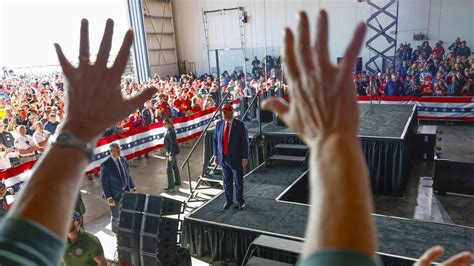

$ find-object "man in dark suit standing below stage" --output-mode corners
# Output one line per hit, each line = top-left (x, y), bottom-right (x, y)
(163, 118), (181, 191)
(213, 103), (249, 210)
(100, 143), (137, 233)
(142, 101), (155, 158)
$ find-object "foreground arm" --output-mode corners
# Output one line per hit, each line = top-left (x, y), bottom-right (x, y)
(0, 19), (154, 265)
(263, 10), (376, 261)
(264, 10), (473, 266)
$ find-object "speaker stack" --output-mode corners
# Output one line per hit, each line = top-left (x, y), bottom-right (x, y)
(414, 125), (438, 160)
(117, 192), (185, 266)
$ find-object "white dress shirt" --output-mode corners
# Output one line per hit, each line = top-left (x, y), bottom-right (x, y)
(14, 135), (36, 156)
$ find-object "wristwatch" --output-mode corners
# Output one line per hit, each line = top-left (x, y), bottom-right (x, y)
(51, 131), (94, 162)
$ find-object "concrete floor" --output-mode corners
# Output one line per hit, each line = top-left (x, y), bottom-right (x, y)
(373, 122), (474, 226)
(82, 122), (474, 265)
(80, 139), (212, 265)
(81, 139), (205, 225)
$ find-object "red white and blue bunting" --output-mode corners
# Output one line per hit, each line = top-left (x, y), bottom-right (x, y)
(0, 100), (241, 189)
(358, 96), (474, 121)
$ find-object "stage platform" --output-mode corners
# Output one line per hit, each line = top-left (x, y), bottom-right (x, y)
(433, 124), (474, 196)
(204, 104), (418, 195)
(183, 162), (474, 265)
(246, 104), (416, 138)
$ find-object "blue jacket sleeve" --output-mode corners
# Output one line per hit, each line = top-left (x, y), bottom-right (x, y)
(100, 163), (112, 199)
(241, 121), (249, 160)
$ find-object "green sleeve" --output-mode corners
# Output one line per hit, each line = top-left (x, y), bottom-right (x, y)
(0, 217), (66, 265)
(298, 249), (379, 266)
(89, 235), (104, 258)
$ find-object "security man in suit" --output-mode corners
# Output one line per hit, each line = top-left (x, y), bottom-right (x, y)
(163, 118), (181, 191)
(100, 143), (137, 233)
(141, 101), (155, 158)
(213, 103), (249, 210)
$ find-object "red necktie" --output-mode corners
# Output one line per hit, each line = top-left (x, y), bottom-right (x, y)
(223, 122), (230, 155)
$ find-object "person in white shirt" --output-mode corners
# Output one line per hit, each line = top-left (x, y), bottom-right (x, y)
(32, 122), (50, 154)
(0, 144), (15, 170)
(14, 125), (39, 164)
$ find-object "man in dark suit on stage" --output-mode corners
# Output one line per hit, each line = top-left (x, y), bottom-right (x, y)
(100, 143), (137, 233)
(213, 103), (249, 210)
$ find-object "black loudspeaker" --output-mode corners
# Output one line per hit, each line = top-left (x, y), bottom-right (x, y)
(143, 215), (161, 235)
(162, 197), (184, 215)
(117, 230), (140, 250)
(141, 216), (179, 264)
(433, 159), (450, 196)
(415, 125), (437, 160)
(156, 218), (179, 252)
(119, 211), (143, 231)
(122, 192), (146, 211)
(118, 247), (140, 266)
(140, 252), (164, 266)
(117, 193), (185, 266)
(147, 195), (184, 216)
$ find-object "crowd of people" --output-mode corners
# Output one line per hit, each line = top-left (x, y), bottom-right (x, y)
(354, 38), (473, 96)
(0, 38), (471, 175)
(1, 11), (473, 266)
(0, 69), (288, 151)
(249, 54), (283, 80)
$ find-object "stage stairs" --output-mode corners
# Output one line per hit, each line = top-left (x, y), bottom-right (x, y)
(186, 155), (223, 203)
(267, 143), (308, 170)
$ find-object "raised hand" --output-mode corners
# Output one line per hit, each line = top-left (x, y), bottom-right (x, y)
(262, 10), (366, 143)
(54, 19), (156, 142)
(415, 246), (473, 266)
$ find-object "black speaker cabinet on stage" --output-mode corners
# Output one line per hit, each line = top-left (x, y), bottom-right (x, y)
(117, 192), (185, 266)
(415, 125), (437, 160)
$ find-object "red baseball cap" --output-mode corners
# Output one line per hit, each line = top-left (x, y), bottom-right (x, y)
(221, 103), (233, 111)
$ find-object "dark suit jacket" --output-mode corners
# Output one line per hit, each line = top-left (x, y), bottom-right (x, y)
(164, 128), (180, 156)
(100, 156), (135, 202)
(141, 108), (155, 125)
(213, 118), (249, 168)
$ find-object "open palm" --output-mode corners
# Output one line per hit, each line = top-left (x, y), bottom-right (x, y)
(263, 11), (366, 143)
(55, 19), (155, 142)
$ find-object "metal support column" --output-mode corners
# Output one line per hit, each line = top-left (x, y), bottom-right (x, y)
(365, 0), (399, 74)
(126, 0), (151, 83)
